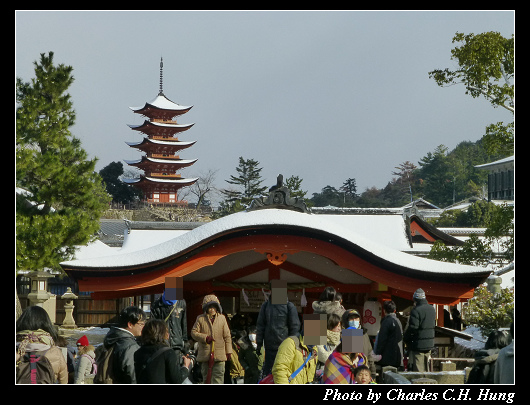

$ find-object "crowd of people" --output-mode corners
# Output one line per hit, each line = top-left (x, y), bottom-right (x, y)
(15, 285), (514, 384)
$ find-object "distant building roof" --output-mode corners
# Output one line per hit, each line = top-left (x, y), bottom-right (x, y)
(475, 155), (514, 170)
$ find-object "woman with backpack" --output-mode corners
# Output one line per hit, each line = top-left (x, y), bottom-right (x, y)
(134, 319), (192, 384)
(16, 306), (68, 384)
(74, 335), (97, 384)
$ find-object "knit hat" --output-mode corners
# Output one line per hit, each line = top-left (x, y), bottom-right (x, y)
(76, 335), (89, 347)
(413, 288), (426, 300)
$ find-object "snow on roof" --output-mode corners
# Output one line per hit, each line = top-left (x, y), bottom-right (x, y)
(142, 176), (199, 183)
(316, 214), (411, 250)
(127, 121), (194, 130)
(123, 157), (197, 165)
(61, 209), (487, 277)
(120, 176), (199, 184)
(120, 229), (189, 253)
(475, 155), (514, 169)
(125, 139), (196, 147)
(71, 239), (120, 260)
(129, 94), (192, 112)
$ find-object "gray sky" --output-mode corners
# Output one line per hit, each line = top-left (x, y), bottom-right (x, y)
(15, 10), (514, 203)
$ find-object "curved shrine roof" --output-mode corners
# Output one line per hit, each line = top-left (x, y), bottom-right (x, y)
(61, 209), (491, 302)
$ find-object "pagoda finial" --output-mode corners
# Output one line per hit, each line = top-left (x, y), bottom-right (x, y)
(159, 57), (164, 95)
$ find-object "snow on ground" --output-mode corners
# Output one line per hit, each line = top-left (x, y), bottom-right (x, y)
(59, 326), (109, 348)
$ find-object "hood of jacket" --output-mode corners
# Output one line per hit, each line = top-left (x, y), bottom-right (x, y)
(103, 326), (136, 348)
(312, 300), (344, 316)
(202, 294), (222, 314)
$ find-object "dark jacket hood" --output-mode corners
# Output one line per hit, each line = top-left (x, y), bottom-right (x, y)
(104, 326), (136, 348)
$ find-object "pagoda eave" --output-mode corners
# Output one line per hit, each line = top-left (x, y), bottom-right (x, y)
(129, 94), (193, 119)
(128, 121), (194, 136)
(124, 157), (198, 171)
(125, 139), (197, 154)
(123, 176), (198, 192)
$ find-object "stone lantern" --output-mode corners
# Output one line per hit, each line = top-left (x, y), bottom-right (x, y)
(61, 287), (78, 329)
(487, 275), (503, 295)
(27, 271), (54, 307)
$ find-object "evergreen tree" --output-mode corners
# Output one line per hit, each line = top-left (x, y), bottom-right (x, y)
(16, 52), (110, 272)
(417, 145), (453, 207)
(338, 178), (358, 206)
(310, 185), (341, 207)
(222, 157), (267, 205)
(99, 161), (141, 204)
(285, 175), (308, 200)
(221, 156), (268, 206)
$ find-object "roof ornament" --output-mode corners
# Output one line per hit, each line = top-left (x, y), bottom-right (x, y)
(248, 174), (311, 214)
(159, 57), (164, 95)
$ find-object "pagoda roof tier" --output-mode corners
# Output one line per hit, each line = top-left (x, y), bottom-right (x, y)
(124, 156), (198, 171)
(125, 138), (196, 153)
(122, 175), (198, 192)
(128, 120), (194, 137)
(130, 94), (192, 120)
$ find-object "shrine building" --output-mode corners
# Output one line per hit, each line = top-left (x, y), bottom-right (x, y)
(123, 58), (198, 204)
(61, 176), (492, 331)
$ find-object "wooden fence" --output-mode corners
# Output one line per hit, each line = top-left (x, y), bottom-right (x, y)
(19, 295), (125, 327)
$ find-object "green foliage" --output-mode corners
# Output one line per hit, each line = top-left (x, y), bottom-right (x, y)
(16, 52), (110, 272)
(216, 156), (268, 217)
(428, 31), (514, 111)
(428, 202), (513, 267)
(431, 200), (506, 228)
(222, 156), (268, 205)
(211, 199), (246, 219)
(311, 185), (342, 207)
(482, 121), (514, 156)
(99, 161), (141, 203)
(416, 140), (505, 207)
(428, 235), (490, 266)
(428, 30), (513, 167)
(463, 285), (514, 337)
(285, 175), (308, 200)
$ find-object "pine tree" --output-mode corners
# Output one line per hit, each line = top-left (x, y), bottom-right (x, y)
(16, 52), (110, 272)
(99, 161), (141, 204)
(222, 157), (268, 206)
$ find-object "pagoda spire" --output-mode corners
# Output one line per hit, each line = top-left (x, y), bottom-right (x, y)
(159, 57), (164, 95)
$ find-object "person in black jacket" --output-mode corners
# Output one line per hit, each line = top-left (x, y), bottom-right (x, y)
(373, 300), (403, 369)
(467, 329), (511, 384)
(256, 280), (300, 377)
(134, 319), (191, 384)
(403, 288), (436, 372)
(150, 290), (188, 352)
(103, 306), (146, 384)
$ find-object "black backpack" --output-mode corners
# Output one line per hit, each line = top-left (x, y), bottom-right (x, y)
(16, 349), (56, 384)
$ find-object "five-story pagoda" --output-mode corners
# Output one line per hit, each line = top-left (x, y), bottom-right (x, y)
(123, 58), (198, 204)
